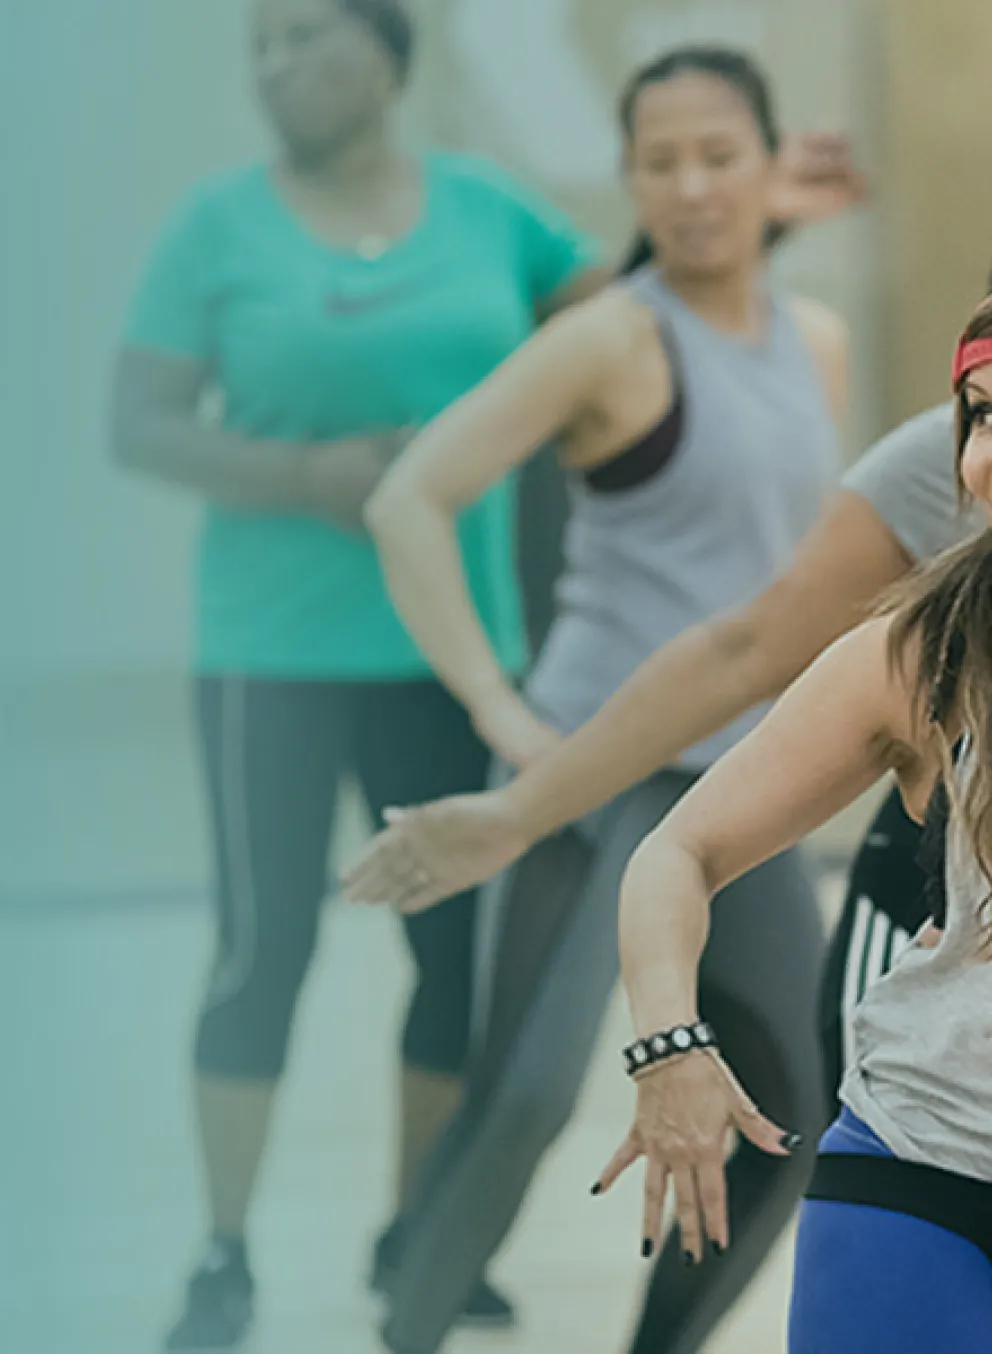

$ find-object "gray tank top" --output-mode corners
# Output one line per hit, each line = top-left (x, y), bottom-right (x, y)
(525, 268), (839, 767)
(842, 752), (992, 1182)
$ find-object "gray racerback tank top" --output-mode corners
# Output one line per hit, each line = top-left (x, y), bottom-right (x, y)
(524, 268), (839, 768)
(842, 749), (992, 1182)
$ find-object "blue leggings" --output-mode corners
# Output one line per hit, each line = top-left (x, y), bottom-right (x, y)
(790, 1110), (992, 1353)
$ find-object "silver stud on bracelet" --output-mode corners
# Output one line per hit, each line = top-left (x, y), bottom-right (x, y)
(622, 1021), (719, 1078)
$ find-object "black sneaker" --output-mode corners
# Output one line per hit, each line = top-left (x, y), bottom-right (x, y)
(370, 1224), (516, 1331)
(165, 1239), (254, 1350)
(453, 1280), (516, 1330)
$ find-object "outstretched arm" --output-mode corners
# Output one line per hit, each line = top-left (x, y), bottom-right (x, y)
(598, 617), (924, 1261)
(344, 488), (912, 911)
(502, 488), (906, 839)
(619, 618), (917, 1038)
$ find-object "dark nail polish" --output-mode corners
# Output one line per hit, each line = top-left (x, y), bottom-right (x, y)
(683, 1250), (696, 1267)
(711, 1241), (726, 1257)
(780, 1132), (804, 1153)
(590, 1182), (602, 1196)
(641, 1239), (654, 1259)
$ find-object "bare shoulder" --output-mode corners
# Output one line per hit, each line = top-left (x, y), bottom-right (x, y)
(788, 294), (849, 420)
(792, 615), (916, 747)
(837, 614), (932, 765)
(563, 285), (660, 358)
(866, 615), (943, 814)
(788, 295), (849, 364)
(526, 287), (668, 410)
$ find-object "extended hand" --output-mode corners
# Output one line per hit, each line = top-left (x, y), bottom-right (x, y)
(592, 1051), (800, 1263)
(342, 788), (532, 914)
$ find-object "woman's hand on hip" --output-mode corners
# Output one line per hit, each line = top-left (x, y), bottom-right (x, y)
(342, 787), (533, 914)
(593, 1051), (800, 1262)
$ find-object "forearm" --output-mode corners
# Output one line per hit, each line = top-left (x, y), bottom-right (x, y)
(115, 408), (307, 506)
(502, 614), (780, 842)
(115, 410), (389, 526)
(366, 487), (510, 712)
(619, 829), (711, 1036)
(500, 492), (904, 845)
(619, 620), (903, 1037)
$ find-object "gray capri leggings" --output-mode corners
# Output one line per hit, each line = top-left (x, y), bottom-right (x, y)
(383, 766), (828, 1354)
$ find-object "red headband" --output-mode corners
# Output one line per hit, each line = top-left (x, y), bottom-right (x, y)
(952, 336), (992, 388)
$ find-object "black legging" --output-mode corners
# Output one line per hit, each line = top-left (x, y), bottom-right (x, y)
(383, 767), (826, 1354)
(194, 676), (490, 1080)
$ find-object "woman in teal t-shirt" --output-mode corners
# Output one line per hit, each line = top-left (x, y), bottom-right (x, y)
(111, 1), (603, 1346)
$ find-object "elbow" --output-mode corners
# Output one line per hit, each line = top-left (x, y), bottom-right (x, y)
(709, 611), (780, 702)
(364, 467), (434, 541)
(623, 818), (698, 885)
(714, 593), (806, 705)
(363, 476), (400, 540)
(620, 821), (717, 915)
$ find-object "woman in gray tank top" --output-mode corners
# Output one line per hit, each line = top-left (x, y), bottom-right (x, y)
(363, 48), (846, 1354)
(599, 301), (992, 1352)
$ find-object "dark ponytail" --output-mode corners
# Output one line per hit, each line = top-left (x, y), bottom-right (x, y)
(617, 46), (781, 277)
(340, 0), (415, 84)
(618, 232), (655, 276)
(619, 46), (780, 153)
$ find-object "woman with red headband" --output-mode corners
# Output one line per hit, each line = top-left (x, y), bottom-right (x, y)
(595, 301), (992, 1352)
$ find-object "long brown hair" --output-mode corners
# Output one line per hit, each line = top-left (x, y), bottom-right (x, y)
(885, 299), (992, 924)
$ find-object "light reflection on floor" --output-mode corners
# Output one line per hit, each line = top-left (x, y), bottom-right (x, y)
(1, 869), (845, 1354)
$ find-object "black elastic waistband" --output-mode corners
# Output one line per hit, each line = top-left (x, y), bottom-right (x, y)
(807, 1153), (992, 1264)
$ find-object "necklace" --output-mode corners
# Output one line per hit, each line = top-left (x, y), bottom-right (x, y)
(356, 234), (391, 262)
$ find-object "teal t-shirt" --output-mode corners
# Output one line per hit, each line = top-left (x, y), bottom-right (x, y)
(125, 153), (600, 678)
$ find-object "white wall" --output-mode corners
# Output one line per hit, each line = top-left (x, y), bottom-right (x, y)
(1, 0), (876, 684)
(1, 1), (263, 679)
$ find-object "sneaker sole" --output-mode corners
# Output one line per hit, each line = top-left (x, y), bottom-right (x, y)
(368, 1275), (517, 1333)
(165, 1343), (249, 1353)
(452, 1311), (518, 1332)
(165, 1336), (250, 1354)
(164, 1320), (252, 1352)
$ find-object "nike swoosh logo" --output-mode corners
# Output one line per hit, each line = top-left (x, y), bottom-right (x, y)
(324, 278), (432, 317)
